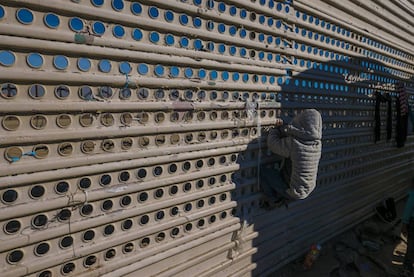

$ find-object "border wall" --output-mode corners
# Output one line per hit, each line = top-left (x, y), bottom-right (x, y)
(0, 0), (413, 276)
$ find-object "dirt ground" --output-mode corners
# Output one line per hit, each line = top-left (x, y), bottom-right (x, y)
(269, 199), (409, 277)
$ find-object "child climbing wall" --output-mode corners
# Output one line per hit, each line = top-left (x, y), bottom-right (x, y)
(261, 109), (323, 206)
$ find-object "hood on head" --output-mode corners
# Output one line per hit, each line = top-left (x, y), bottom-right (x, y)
(289, 109), (322, 141)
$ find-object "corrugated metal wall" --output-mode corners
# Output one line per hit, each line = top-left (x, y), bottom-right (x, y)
(0, 0), (413, 276)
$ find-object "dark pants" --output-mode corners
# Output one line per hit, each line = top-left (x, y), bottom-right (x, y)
(260, 164), (292, 200)
(404, 219), (414, 271)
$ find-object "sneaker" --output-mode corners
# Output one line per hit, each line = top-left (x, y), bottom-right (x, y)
(273, 197), (290, 209)
(260, 197), (289, 210)
(375, 205), (394, 223)
(385, 197), (397, 221)
(400, 269), (412, 277)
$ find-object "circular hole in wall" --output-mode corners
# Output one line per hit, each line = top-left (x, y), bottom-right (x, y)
(103, 224), (115, 236)
(98, 86), (113, 99)
(120, 195), (132, 207)
(153, 166), (163, 177)
(154, 188), (164, 198)
(29, 185), (45, 199)
(155, 135), (166, 146)
(34, 242), (50, 256)
(81, 140), (95, 154)
(32, 214), (48, 229)
(80, 204), (93, 216)
(7, 249), (24, 264)
(185, 134), (193, 143)
(123, 242), (134, 253)
(0, 82), (17, 99)
(136, 112), (149, 124)
(197, 199), (205, 208)
(155, 112), (165, 123)
(171, 227), (180, 237)
(170, 111), (180, 122)
(137, 88), (149, 99)
(4, 220), (21, 234)
(120, 113), (133, 125)
(210, 131), (218, 140)
(26, 53), (44, 69)
(58, 142), (74, 156)
(79, 113), (94, 127)
(138, 136), (150, 147)
(55, 181), (69, 194)
(2, 115), (20, 131)
(84, 255), (97, 267)
(198, 219), (205, 227)
(121, 137), (133, 150)
(170, 206), (179, 216)
(169, 185), (178, 195)
(58, 209), (72, 221)
(28, 84), (46, 99)
(170, 134), (180, 145)
(119, 88), (131, 99)
(155, 210), (165, 221)
(138, 192), (148, 203)
(100, 113), (115, 127)
(156, 232), (166, 242)
(102, 200), (113, 211)
(78, 86), (94, 100)
(82, 230), (95, 242)
(185, 223), (193, 232)
(101, 139), (115, 152)
(140, 215), (149, 225)
(2, 189), (18, 204)
(137, 168), (147, 179)
(122, 219), (133, 230)
(30, 115), (47, 130)
(78, 177), (91, 189)
(61, 262), (75, 275)
(182, 161), (191, 171)
(59, 236), (73, 249)
(119, 171), (130, 182)
(183, 182), (191, 192)
(196, 180), (204, 189)
(140, 238), (150, 248)
(33, 145), (49, 159)
(0, 53), (16, 68)
(99, 174), (112, 186)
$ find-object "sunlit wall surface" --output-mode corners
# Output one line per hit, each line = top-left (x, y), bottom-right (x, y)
(0, 0), (413, 276)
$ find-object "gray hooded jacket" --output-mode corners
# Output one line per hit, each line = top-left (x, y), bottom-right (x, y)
(267, 109), (322, 199)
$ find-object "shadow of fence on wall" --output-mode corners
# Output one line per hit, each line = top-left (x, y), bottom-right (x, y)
(231, 56), (414, 276)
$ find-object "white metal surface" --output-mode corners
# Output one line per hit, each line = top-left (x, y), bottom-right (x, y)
(0, 0), (413, 276)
